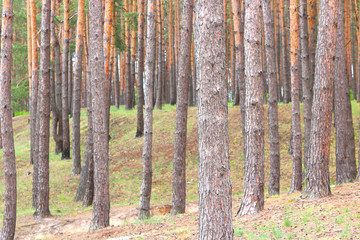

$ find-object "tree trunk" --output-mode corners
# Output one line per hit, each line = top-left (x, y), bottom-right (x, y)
(30, 0), (38, 166)
(281, 0), (290, 104)
(34, 0), (52, 219)
(26, 0), (32, 154)
(155, 0), (163, 110)
(62, 0), (71, 159)
(72, 0), (85, 177)
(289, 0), (302, 193)
(88, 0), (110, 231)
(138, 0), (156, 220)
(125, 0), (133, 110)
(171, 0), (193, 216)
(262, 0), (281, 196)
(300, 0), (312, 172)
(334, 0), (357, 185)
(195, 0), (233, 237)
(68, 47), (73, 117)
(136, 0), (145, 137)
(232, 0), (241, 106)
(301, 0), (338, 199)
(238, 0), (265, 216)
(0, 0), (17, 238)
(307, 0), (316, 95)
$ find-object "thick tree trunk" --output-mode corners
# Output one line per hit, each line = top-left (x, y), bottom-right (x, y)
(262, 0), (281, 196)
(34, 0), (52, 219)
(72, 0), (86, 177)
(289, 0), (302, 193)
(138, 0), (156, 220)
(334, 0), (357, 185)
(195, 0), (233, 237)
(136, 0), (145, 137)
(171, 0), (193, 216)
(62, 0), (71, 159)
(0, 0), (17, 238)
(301, 0), (338, 199)
(88, 0), (110, 231)
(238, 0), (265, 216)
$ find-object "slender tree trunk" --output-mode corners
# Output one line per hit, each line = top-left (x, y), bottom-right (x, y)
(171, 0), (193, 216)
(238, 0), (265, 216)
(26, 0), (32, 154)
(115, 48), (120, 109)
(262, 0), (281, 196)
(169, 0), (176, 105)
(62, 0), (71, 159)
(68, 47), (73, 117)
(34, 0), (52, 219)
(195, 0), (233, 237)
(0, 0), (17, 238)
(345, 0), (353, 97)
(232, 0), (241, 106)
(301, 0), (338, 199)
(72, 0), (86, 177)
(300, 0), (312, 171)
(308, 0), (316, 94)
(335, 0), (357, 185)
(138, 0), (156, 220)
(289, 0), (302, 193)
(239, 0), (246, 154)
(88, 0), (110, 231)
(125, 0), (132, 110)
(136, 0), (145, 137)
(30, 0), (38, 166)
(155, 0), (163, 110)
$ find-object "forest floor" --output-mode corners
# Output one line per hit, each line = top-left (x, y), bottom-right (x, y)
(1, 103), (360, 239)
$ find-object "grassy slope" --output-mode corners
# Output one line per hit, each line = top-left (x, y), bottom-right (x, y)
(1, 102), (360, 238)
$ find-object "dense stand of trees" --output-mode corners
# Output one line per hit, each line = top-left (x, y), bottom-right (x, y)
(3, 0), (360, 238)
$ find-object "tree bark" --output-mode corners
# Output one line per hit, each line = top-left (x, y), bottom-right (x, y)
(262, 0), (281, 196)
(195, 0), (233, 238)
(238, 0), (265, 216)
(125, 0), (133, 110)
(280, 0), (290, 104)
(155, 0), (163, 110)
(171, 0), (193, 216)
(138, 0), (156, 220)
(301, 0), (338, 199)
(136, 0), (145, 137)
(62, 0), (71, 159)
(34, 0), (52, 219)
(72, 0), (86, 177)
(289, 0), (302, 193)
(334, 0), (357, 185)
(0, 0), (17, 238)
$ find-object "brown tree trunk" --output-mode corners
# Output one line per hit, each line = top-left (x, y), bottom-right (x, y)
(301, 0), (338, 199)
(26, 0), (32, 154)
(125, 0), (133, 110)
(0, 0), (17, 238)
(289, 0), (302, 193)
(300, 0), (312, 171)
(34, 0), (52, 219)
(62, 0), (71, 159)
(232, 0), (241, 106)
(138, 0), (156, 220)
(262, 0), (281, 196)
(136, 0), (145, 137)
(280, 0), (290, 103)
(334, 0), (357, 185)
(169, 0), (176, 105)
(238, 0), (265, 216)
(68, 35), (73, 117)
(72, 0), (86, 177)
(308, 0), (316, 94)
(30, 0), (38, 166)
(89, 0), (110, 231)
(155, 0), (163, 110)
(195, 0), (233, 237)
(171, 0), (193, 216)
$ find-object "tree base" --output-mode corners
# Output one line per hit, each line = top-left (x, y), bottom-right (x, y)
(33, 209), (51, 220)
(138, 209), (150, 220)
(61, 150), (70, 160)
(135, 130), (143, 138)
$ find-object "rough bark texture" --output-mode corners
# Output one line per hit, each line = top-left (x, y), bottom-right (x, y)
(30, 0), (38, 166)
(301, 0), (338, 199)
(280, 0), (290, 104)
(307, 0), (316, 94)
(125, 0), (133, 110)
(139, 0), (156, 220)
(0, 0), (17, 238)
(195, 0), (233, 238)
(300, 0), (312, 171)
(136, 0), (145, 137)
(232, 0), (241, 106)
(334, 0), (357, 185)
(262, 0), (281, 196)
(169, 0), (176, 105)
(289, 0), (302, 193)
(62, 0), (71, 159)
(238, 0), (265, 216)
(72, 0), (86, 177)
(171, 0), (193, 216)
(34, 0), (52, 219)
(155, 0), (163, 110)
(88, 0), (110, 231)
